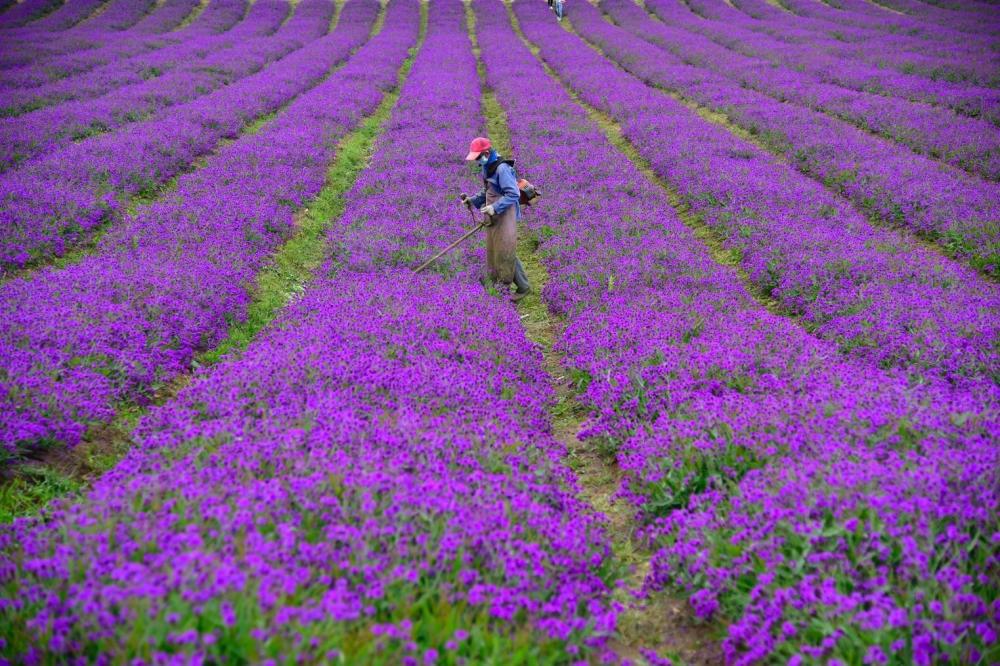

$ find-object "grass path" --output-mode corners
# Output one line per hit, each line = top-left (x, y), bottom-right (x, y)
(173, 0), (211, 30)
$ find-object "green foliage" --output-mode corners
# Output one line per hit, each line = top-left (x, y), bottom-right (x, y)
(641, 428), (763, 518)
(0, 466), (81, 523)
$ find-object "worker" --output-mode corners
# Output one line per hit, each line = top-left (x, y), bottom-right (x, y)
(459, 136), (531, 302)
(554, 0), (565, 20)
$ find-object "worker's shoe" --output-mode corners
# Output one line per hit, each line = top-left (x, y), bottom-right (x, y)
(511, 286), (530, 303)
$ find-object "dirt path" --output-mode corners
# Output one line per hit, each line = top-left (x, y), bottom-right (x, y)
(466, 3), (724, 662)
(515, 229), (723, 665)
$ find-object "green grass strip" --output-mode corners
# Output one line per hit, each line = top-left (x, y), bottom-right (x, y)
(198, 2), (427, 366)
(172, 0), (210, 31)
(0, 467), (81, 523)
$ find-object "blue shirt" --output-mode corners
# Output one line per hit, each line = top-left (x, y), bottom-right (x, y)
(469, 153), (521, 221)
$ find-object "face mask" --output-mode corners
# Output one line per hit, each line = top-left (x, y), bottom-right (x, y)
(477, 153), (489, 165)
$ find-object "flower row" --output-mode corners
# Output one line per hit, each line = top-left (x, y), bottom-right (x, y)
(0, 0), (405, 458)
(516, 0), (999, 386)
(0, 0), (329, 171)
(476, 2), (998, 662)
(604, 0), (1000, 181)
(0, 0), (375, 269)
(570, 1), (1000, 275)
(0, 0), (250, 112)
(652, 0), (1000, 122)
(0, 2), (619, 661)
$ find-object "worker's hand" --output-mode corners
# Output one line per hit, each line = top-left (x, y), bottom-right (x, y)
(459, 193), (473, 210)
(480, 204), (495, 217)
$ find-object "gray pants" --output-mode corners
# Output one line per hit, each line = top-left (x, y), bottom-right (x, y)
(513, 257), (530, 294)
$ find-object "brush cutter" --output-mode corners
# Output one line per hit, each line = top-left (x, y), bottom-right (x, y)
(413, 208), (491, 274)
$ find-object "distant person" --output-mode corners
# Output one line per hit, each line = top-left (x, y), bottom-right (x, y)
(554, 0), (565, 20)
(459, 137), (531, 302)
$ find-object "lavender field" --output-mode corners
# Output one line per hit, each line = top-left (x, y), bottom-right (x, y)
(0, 0), (997, 663)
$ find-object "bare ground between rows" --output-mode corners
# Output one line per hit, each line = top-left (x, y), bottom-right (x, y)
(2, 372), (190, 485)
(469, 4), (724, 661)
(518, 231), (723, 666)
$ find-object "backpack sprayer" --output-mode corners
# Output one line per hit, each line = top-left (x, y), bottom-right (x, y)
(413, 178), (539, 275)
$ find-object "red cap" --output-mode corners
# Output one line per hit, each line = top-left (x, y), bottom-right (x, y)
(465, 136), (491, 161)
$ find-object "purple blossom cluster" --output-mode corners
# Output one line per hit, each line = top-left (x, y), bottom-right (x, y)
(0, 0), (371, 269)
(477, 2), (998, 662)
(129, 0), (205, 33)
(657, 0), (1000, 122)
(603, 0), (1000, 182)
(0, 2), (619, 660)
(841, 0), (1000, 36)
(567, 1), (1000, 275)
(0, 0), (171, 70)
(0, 0), (62, 29)
(770, 0), (999, 59)
(78, 0), (158, 32)
(0, 0), (249, 112)
(726, 0), (997, 45)
(0, 0), (409, 459)
(513, 0), (1000, 387)
(13, 0), (106, 32)
(648, 427), (998, 665)
(0, 0), (327, 171)
(658, 0), (1000, 108)
(0, 279), (616, 661)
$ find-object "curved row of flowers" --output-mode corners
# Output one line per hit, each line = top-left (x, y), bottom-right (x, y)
(789, 0), (1000, 40)
(473, 1), (998, 663)
(0, 0), (96, 30)
(0, 0), (317, 172)
(0, 0), (221, 88)
(744, 0), (995, 54)
(719, 0), (994, 46)
(3, 0), (106, 33)
(748, 0), (999, 86)
(0, 0), (186, 49)
(602, 0), (1000, 182)
(0, 2), (621, 661)
(660, 0), (1000, 121)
